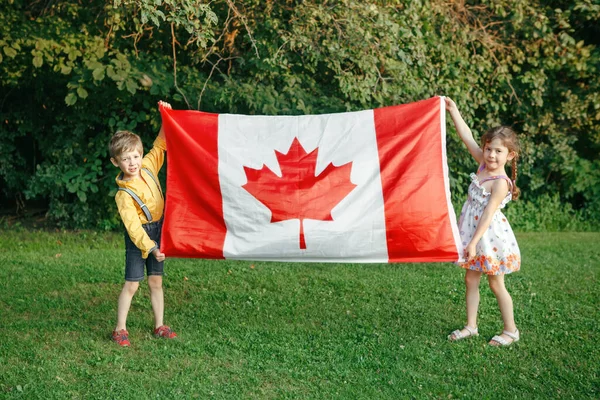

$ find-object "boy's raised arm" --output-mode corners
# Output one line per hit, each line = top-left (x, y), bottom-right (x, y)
(157, 100), (172, 141)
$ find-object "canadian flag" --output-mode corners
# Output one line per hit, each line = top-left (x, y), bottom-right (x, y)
(160, 96), (462, 263)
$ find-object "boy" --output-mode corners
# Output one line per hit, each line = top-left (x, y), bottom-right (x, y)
(108, 100), (176, 347)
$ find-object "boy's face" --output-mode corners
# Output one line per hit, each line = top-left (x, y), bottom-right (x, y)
(111, 149), (143, 180)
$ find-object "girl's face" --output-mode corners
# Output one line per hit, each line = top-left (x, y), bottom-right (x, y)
(483, 138), (515, 170)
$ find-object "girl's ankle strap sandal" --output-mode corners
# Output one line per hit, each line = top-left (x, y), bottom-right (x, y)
(448, 325), (479, 341)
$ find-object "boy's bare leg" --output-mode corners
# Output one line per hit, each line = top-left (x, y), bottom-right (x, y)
(148, 275), (164, 329)
(115, 281), (139, 331)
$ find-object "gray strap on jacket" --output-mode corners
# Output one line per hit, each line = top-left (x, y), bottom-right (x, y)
(142, 168), (163, 199)
(118, 187), (153, 222)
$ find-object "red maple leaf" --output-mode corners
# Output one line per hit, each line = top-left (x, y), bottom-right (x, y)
(242, 137), (357, 250)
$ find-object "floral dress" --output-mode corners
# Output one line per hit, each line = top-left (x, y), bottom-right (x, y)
(457, 173), (521, 275)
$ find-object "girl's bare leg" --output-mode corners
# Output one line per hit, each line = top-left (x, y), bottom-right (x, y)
(465, 269), (482, 330)
(488, 274), (517, 344)
(450, 269), (482, 339)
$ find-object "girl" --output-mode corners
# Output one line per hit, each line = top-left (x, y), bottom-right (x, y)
(445, 97), (521, 346)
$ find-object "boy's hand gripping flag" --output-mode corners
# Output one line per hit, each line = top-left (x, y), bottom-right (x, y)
(159, 96), (463, 263)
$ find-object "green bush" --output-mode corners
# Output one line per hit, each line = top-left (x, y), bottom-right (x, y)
(504, 193), (596, 232)
(0, 0), (598, 231)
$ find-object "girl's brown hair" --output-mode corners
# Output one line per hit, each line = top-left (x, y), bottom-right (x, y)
(480, 126), (521, 200)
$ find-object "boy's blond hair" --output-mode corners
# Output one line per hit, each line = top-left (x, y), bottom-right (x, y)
(109, 130), (143, 159)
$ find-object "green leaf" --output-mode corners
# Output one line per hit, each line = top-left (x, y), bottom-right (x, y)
(68, 50), (81, 61)
(125, 79), (138, 94)
(92, 67), (105, 81)
(77, 87), (88, 99)
(33, 56), (43, 68)
(65, 92), (77, 106)
(3, 46), (17, 58)
(66, 182), (78, 193)
(106, 65), (116, 79)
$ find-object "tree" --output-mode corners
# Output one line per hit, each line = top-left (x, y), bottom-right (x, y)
(0, 0), (598, 229)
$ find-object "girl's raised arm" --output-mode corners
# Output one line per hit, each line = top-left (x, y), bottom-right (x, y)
(445, 97), (483, 165)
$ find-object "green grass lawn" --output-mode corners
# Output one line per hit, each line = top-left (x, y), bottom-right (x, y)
(0, 230), (598, 399)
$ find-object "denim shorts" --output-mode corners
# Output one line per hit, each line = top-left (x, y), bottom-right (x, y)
(124, 219), (164, 282)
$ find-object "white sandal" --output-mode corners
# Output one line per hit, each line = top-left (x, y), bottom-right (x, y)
(490, 329), (520, 346)
(448, 325), (478, 341)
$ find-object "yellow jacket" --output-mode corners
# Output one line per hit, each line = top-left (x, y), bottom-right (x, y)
(114, 136), (166, 259)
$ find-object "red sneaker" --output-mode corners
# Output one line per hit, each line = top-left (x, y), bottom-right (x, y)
(112, 329), (131, 347)
(153, 325), (177, 339)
